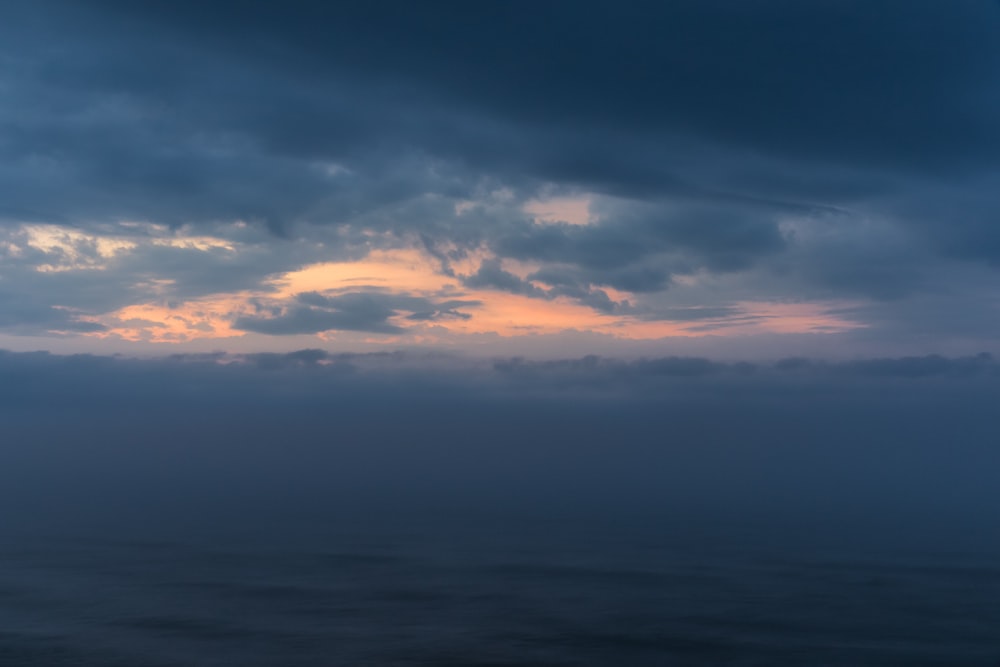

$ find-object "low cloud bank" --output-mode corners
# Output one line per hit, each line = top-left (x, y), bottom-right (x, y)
(2, 349), (997, 553)
(2, 349), (998, 407)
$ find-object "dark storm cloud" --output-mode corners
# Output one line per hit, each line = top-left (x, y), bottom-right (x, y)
(0, 297), (107, 334)
(235, 305), (402, 336)
(0, 221), (375, 335)
(1, 0), (999, 330)
(86, 1), (1000, 172)
(463, 259), (543, 297)
(234, 291), (478, 335)
(495, 201), (787, 286)
(461, 258), (629, 314)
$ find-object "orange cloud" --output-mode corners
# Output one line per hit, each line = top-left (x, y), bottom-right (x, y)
(523, 194), (594, 226)
(271, 248), (455, 296)
(81, 245), (864, 345)
(85, 296), (249, 343)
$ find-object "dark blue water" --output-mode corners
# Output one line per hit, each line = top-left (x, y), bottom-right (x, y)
(2, 513), (998, 667)
(3, 395), (1000, 665)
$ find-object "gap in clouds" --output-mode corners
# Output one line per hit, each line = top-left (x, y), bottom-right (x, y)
(1, 221), (868, 345)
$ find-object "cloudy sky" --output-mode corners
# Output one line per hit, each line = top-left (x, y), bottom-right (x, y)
(3, 2), (1000, 612)
(5, 10), (1000, 663)
(1, 1), (999, 358)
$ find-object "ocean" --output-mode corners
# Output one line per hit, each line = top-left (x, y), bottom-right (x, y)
(3, 393), (1000, 665)
(1, 511), (998, 666)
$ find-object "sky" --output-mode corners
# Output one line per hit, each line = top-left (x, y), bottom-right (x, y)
(1, 1), (1000, 569)
(1, 0), (999, 359)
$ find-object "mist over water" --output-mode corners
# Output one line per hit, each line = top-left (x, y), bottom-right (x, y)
(2, 352), (1000, 665)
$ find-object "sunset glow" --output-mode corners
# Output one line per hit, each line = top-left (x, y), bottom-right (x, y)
(60, 239), (866, 346)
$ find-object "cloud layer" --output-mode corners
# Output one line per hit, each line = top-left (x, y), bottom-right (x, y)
(3, 349), (998, 548)
(1, 1), (999, 353)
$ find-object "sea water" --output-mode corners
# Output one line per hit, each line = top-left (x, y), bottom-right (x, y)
(1, 510), (998, 666)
